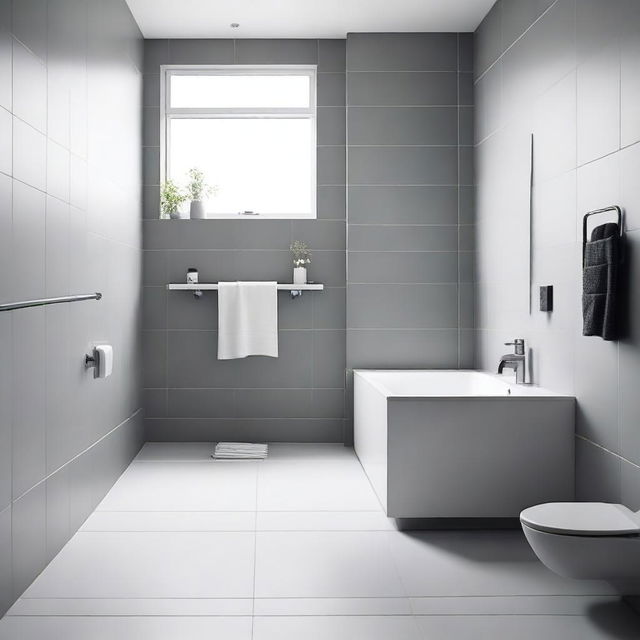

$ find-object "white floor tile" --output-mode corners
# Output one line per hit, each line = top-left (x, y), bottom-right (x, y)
(81, 511), (255, 532)
(266, 444), (356, 461)
(254, 597), (412, 616)
(135, 442), (215, 461)
(96, 461), (258, 511)
(387, 531), (615, 597)
(254, 531), (405, 598)
(257, 458), (381, 511)
(0, 616), (252, 640)
(414, 608), (640, 640)
(409, 595), (622, 616)
(253, 616), (423, 640)
(22, 531), (255, 599)
(256, 510), (394, 531)
(7, 598), (253, 617)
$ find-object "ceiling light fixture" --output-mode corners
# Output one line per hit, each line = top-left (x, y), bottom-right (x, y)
(230, 22), (240, 28)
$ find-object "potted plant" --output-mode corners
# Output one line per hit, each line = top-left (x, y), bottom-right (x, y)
(186, 167), (216, 220)
(160, 179), (187, 219)
(290, 240), (311, 285)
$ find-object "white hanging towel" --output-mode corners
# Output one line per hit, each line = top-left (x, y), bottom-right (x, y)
(217, 282), (278, 360)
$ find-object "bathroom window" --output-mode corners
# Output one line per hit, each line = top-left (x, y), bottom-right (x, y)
(161, 66), (317, 219)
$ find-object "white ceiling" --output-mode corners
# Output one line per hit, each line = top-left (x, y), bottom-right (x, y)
(125, 0), (493, 39)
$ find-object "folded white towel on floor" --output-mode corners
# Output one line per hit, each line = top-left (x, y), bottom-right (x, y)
(217, 281), (278, 360)
(213, 442), (269, 460)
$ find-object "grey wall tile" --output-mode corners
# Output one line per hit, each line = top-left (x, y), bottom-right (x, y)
(576, 0), (623, 65)
(347, 329), (459, 368)
(11, 483), (46, 598)
(475, 0), (503, 78)
(348, 186), (458, 224)
(458, 72), (474, 106)
(346, 248), (457, 284)
(168, 329), (314, 389)
(11, 0), (46, 62)
(347, 284), (458, 328)
(621, 460), (640, 511)
(317, 185), (345, 220)
(0, 506), (10, 616)
(144, 39), (169, 73)
(0, 29), (11, 111)
(575, 437), (621, 503)
(458, 33), (474, 72)
(348, 147), (458, 185)
(348, 107), (458, 146)
(576, 43), (621, 166)
(317, 72), (345, 106)
(11, 307), (46, 499)
(0, 316), (11, 511)
(348, 225), (458, 252)
(145, 417), (343, 443)
(235, 39), (318, 64)
(501, 0), (556, 52)
(13, 117), (46, 191)
(0, 105), (10, 175)
(347, 33), (458, 72)
(501, 0), (576, 118)
(144, 388), (167, 418)
(143, 107), (160, 147)
(318, 146), (346, 185)
(168, 38), (234, 64)
(313, 330), (346, 388)
(235, 389), (313, 419)
(317, 106), (346, 145)
(143, 146), (160, 186)
(313, 287), (346, 330)
(142, 330), (167, 388)
(168, 389), (236, 419)
(318, 39), (345, 72)
(347, 72), (458, 106)
(46, 141), (70, 203)
(292, 220), (345, 251)
(12, 39), (46, 132)
(45, 466), (70, 561)
(143, 73), (160, 108)
(621, 2), (640, 147)
(12, 180), (45, 300)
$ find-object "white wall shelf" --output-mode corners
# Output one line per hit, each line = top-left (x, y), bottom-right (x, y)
(166, 283), (324, 299)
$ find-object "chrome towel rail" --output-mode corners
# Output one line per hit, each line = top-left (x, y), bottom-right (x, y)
(0, 292), (102, 312)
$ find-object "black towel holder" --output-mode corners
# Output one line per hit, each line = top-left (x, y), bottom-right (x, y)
(582, 205), (624, 267)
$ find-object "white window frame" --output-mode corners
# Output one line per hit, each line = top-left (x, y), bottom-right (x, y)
(160, 64), (317, 219)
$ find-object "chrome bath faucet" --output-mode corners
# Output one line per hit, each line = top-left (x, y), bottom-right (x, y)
(498, 339), (526, 384)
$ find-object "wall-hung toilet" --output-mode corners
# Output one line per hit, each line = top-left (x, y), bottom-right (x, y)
(521, 503), (640, 585)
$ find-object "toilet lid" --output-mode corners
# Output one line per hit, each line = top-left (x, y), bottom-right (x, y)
(520, 502), (640, 536)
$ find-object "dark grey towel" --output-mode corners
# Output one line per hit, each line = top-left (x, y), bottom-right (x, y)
(582, 222), (619, 340)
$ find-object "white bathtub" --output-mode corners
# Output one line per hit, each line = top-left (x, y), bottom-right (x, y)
(354, 370), (575, 519)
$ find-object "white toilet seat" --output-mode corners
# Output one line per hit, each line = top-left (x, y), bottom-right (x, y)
(521, 502), (640, 537)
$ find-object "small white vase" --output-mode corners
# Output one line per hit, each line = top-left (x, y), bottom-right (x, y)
(190, 200), (206, 219)
(169, 209), (180, 220)
(293, 266), (307, 285)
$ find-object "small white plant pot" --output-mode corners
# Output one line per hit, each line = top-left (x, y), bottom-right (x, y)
(190, 200), (206, 219)
(293, 266), (307, 285)
(169, 209), (181, 220)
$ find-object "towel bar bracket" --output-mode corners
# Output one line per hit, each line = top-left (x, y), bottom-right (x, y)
(582, 205), (624, 267)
